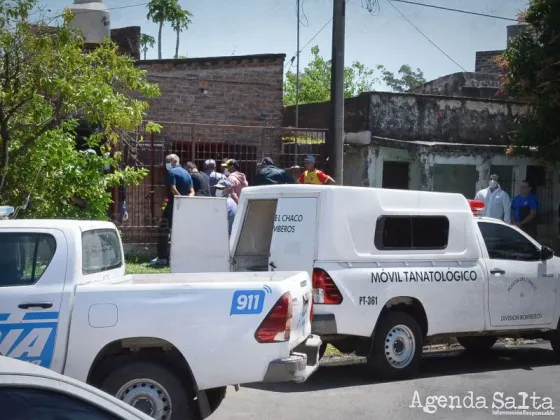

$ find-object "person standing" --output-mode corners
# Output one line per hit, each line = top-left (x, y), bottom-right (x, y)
(511, 180), (539, 238)
(152, 154), (194, 267)
(185, 161), (211, 196)
(215, 179), (237, 236)
(474, 174), (511, 223)
(297, 155), (335, 185)
(254, 157), (295, 185)
(204, 159), (226, 196)
(222, 159), (248, 204)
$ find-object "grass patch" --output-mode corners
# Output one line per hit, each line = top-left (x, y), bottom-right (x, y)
(125, 260), (170, 275)
(324, 344), (343, 357)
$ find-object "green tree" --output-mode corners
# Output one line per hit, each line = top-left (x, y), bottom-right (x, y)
(0, 0), (161, 220)
(283, 45), (425, 105)
(147, 0), (181, 59)
(140, 33), (156, 60)
(171, 7), (193, 59)
(497, 1), (560, 160)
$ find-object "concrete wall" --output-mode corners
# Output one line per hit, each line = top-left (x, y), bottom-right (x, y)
(475, 50), (503, 74)
(284, 92), (526, 145)
(138, 54), (285, 154)
(411, 72), (501, 99)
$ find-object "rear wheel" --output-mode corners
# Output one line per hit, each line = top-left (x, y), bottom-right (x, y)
(549, 329), (560, 360)
(367, 312), (423, 380)
(457, 336), (497, 354)
(100, 359), (198, 420)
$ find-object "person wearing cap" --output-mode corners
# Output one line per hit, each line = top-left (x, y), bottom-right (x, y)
(222, 159), (248, 204)
(215, 179), (237, 236)
(475, 174), (511, 223)
(254, 157), (295, 186)
(185, 161), (211, 196)
(204, 159), (227, 196)
(297, 155), (335, 185)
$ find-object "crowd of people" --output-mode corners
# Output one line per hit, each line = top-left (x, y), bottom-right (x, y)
(151, 154), (335, 267)
(475, 174), (539, 238)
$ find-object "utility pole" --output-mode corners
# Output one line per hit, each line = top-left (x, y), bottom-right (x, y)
(329, 0), (345, 184)
(295, 0), (301, 129)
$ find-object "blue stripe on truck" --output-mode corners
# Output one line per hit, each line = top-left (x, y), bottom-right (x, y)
(23, 312), (59, 321)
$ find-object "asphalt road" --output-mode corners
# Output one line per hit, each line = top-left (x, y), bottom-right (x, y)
(210, 344), (560, 419)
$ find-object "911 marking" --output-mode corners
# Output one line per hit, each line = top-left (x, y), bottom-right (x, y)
(230, 290), (265, 315)
(359, 296), (378, 306)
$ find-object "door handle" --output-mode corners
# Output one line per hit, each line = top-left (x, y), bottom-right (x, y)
(269, 262), (276, 271)
(541, 273), (555, 278)
(18, 302), (53, 310)
(490, 268), (506, 275)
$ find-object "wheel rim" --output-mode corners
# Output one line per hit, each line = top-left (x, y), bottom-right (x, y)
(116, 378), (172, 420)
(384, 324), (416, 369)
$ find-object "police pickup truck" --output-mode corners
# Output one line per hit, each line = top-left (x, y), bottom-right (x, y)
(0, 207), (320, 420)
(170, 186), (560, 380)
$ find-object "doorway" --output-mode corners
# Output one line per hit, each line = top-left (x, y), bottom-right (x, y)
(382, 161), (410, 190)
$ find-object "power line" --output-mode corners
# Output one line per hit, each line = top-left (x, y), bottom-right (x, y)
(390, 0), (517, 22)
(284, 13), (334, 70)
(387, 0), (467, 72)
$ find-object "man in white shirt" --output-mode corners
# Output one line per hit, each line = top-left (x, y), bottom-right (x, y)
(475, 174), (511, 223)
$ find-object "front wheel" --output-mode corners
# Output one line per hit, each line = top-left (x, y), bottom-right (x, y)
(457, 336), (497, 354)
(367, 311), (423, 380)
(101, 360), (198, 420)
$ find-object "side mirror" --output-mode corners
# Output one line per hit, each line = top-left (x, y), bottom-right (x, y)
(541, 246), (554, 261)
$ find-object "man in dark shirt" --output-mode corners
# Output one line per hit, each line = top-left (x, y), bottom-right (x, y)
(254, 157), (295, 186)
(185, 161), (211, 196)
(152, 154), (194, 267)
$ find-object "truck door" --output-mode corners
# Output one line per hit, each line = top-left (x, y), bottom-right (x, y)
(477, 221), (557, 327)
(170, 197), (231, 273)
(0, 229), (69, 371)
(269, 197), (318, 275)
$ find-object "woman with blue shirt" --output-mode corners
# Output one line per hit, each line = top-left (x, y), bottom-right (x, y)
(511, 180), (538, 238)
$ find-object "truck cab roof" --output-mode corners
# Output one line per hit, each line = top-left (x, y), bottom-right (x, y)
(0, 219), (116, 232)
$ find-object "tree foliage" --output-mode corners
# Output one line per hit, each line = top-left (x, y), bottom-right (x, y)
(0, 0), (161, 220)
(171, 7), (193, 59)
(283, 45), (426, 105)
(147, 0), (193, 60)
(140, 33), (156, 60)
(497, 1), (560, 161)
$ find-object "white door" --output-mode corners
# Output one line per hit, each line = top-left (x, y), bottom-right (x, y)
(268, 197), (318, 275)
(170, 197), (230, 273)
(0, 229), (69, 370)
(477, 221), (557, 328)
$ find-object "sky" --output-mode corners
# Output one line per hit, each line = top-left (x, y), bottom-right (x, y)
(39, 0), (528, 86)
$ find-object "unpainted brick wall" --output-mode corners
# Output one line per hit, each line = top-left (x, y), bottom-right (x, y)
(475, 50), (503, 74)
(137, 55), (285, 155)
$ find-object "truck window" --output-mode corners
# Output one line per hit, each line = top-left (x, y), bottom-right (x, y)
(374, 216), (449, 250)
(82, 229), (123, 275)
(0, 233), (56, 287)
(478, 222), (540, 261)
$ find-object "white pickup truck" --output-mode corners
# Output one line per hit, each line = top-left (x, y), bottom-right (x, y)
(0, 216), (320, 420)
(171, 185), (560, 380)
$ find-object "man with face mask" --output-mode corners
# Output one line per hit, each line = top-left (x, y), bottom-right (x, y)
(152, 154), (194, 267)
(475, 174), (511, 223)
(215, 179), (237, 236)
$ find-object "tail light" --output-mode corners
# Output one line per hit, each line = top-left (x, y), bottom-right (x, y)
(313, 268), (343, 304)
(255, 292), (292, 343)
(468, 199), (485, 216)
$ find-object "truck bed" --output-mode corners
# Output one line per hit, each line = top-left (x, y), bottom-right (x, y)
(100, 271), (305, 285)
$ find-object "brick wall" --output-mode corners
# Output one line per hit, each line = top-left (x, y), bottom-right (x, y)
(475, 50), (503, 74)
(137, 54), (285, 155)
(111, 26), (141, 60)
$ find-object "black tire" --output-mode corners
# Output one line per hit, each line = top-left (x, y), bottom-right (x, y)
(319, 342), (328, 360)
(367, 312), (423, 380)
(457, 336), (497, 354)
(100, 359), (198, 420)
